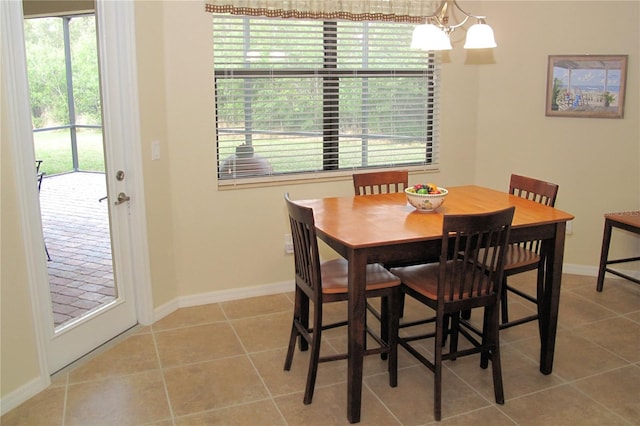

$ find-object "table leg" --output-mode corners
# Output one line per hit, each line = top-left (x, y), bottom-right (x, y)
(347, 250), (367, 424)
(539, 221), (566, 375)
(596, 219), (612, 292)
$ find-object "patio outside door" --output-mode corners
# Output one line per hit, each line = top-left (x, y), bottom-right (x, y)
(13, 0), (151, 373)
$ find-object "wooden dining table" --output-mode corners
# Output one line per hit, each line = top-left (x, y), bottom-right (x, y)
(296, 185), (574, 423)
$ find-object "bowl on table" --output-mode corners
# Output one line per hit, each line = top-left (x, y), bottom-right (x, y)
(405, 186), (448, 212)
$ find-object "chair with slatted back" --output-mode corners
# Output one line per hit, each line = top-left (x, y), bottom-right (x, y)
(390, 207), (515, 421)
(353, 170), (410, 327)
(353, 170), (409, 195)
(283, 193), (401, 405)
(499, 174), (559, 329)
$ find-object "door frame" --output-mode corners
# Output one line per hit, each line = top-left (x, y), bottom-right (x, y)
(4, 0), (153, 381)
(94, 0), (153, 324)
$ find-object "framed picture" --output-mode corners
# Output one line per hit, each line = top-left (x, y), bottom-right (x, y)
(545, 54), (628, 118)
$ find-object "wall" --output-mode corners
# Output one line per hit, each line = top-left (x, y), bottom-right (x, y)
(2, 0), (638, 409)
(474, 1), (639, 267)
(149, 0), (477, 302)
(0, 117), (43, 404)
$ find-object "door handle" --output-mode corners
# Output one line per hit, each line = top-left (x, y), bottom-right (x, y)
(115, 192), (130, 205)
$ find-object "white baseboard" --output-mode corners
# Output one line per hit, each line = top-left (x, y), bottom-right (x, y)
(562, 263), (599, 276)
(563, 263), (640, 280)
(0, 375), (50, 416)
(152, 280), (294, 323)
(151, 264), (640, 324)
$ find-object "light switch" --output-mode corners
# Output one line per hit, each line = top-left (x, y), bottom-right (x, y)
(151, 141), (160, 160)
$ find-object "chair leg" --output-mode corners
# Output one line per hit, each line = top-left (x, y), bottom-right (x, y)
(500, 277), (509, 324)
(480, 308), (491, 369)
(303, 309), (323, 405)
(380, 295), (389, 360)
(535, 261), (546, 339)
(488, 306), (505, 404)
(387, 289), (399, 387)
(284, 288), (306, 370)
(298, 291), (309, 352)
(433, 314), (445, 421)
(284, 320), (299, 371)
(303, 334), (321, 404)
(448, 314), (459, 360)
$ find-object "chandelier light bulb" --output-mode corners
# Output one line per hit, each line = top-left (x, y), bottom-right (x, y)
(464, 22), (497, 49)
(410, 0), (497, 52)
(411, 23), (453, 51)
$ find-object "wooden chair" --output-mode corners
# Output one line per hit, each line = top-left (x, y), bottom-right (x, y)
(353, 169), (410, 324)
(352, 170), (409, 195)
(283, 193), (401, 404)
(390, 207), (514, 421)
(499, 174), (559, 329)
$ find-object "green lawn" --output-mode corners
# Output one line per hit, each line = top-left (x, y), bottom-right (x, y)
(34, 128), (424, 176)
(33, 128), (105, 175)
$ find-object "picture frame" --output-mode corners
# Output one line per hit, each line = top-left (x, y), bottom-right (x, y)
(545, 54), (628, 118)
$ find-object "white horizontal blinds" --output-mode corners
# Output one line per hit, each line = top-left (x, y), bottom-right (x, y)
(214, 15), (438, 180)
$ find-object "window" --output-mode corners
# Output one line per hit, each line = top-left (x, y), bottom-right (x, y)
(213, 16), (438, 183)
(25, 14), (104, 175)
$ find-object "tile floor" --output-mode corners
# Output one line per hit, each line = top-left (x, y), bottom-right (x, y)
(2, 272), (639, 425)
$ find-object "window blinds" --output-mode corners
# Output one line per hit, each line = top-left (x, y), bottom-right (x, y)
(213, 16), (439, 182)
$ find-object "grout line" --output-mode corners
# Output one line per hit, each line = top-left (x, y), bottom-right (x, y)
(61, 372), (69, 426)
(150, 326), (177, 426)
(220, 303), (291, 425)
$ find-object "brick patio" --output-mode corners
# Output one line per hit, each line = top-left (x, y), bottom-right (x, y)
(39, 172), (116, 328)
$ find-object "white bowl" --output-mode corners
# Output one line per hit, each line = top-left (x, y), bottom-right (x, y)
(405, 187), (448, 212)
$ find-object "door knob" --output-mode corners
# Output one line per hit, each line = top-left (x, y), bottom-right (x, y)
(115, 192), (130, 205)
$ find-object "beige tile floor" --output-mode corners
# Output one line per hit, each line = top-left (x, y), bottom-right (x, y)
(3, 272), (639, 425)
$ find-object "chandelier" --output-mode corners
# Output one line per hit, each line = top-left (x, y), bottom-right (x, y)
(411, 0), (497, 51)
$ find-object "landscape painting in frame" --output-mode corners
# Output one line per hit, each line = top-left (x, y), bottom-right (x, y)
(546, 55), (628, 118)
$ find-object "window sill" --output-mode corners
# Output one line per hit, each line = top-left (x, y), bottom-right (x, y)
(216, 164), (439, 190)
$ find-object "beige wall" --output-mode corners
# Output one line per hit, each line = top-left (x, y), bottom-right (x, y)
(2, 0), (638, 405)
(473, 1), (639, 266)
(1, 120), (43, 400)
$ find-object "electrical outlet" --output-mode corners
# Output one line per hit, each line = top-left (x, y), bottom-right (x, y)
(284, 234), (293, 254)
(565, 220), (573, 235)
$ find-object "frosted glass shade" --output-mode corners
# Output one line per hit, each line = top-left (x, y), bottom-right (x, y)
(410, 24), (452, 51)
(463, 23), (497, 49)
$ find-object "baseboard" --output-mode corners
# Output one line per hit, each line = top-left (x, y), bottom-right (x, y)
(563, 263), (640, 280)
(151, 265), (640, 323)
(153, 280), (294, 323)
(562, 263), (598, 276)
(0, 375), (50, 416)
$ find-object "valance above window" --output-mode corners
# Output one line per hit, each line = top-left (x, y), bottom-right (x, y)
(205, 0), (437, 23)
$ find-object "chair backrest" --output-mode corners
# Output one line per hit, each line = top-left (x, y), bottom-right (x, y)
(285, 193), (322, 303)
(439, 207), (515, 307)
(353, 170), (409, 195)
(509, 174), (558, 253)
(509, 174), (559, 207)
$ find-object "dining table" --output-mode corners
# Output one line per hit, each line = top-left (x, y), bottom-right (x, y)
(296, 185), (574, 423)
